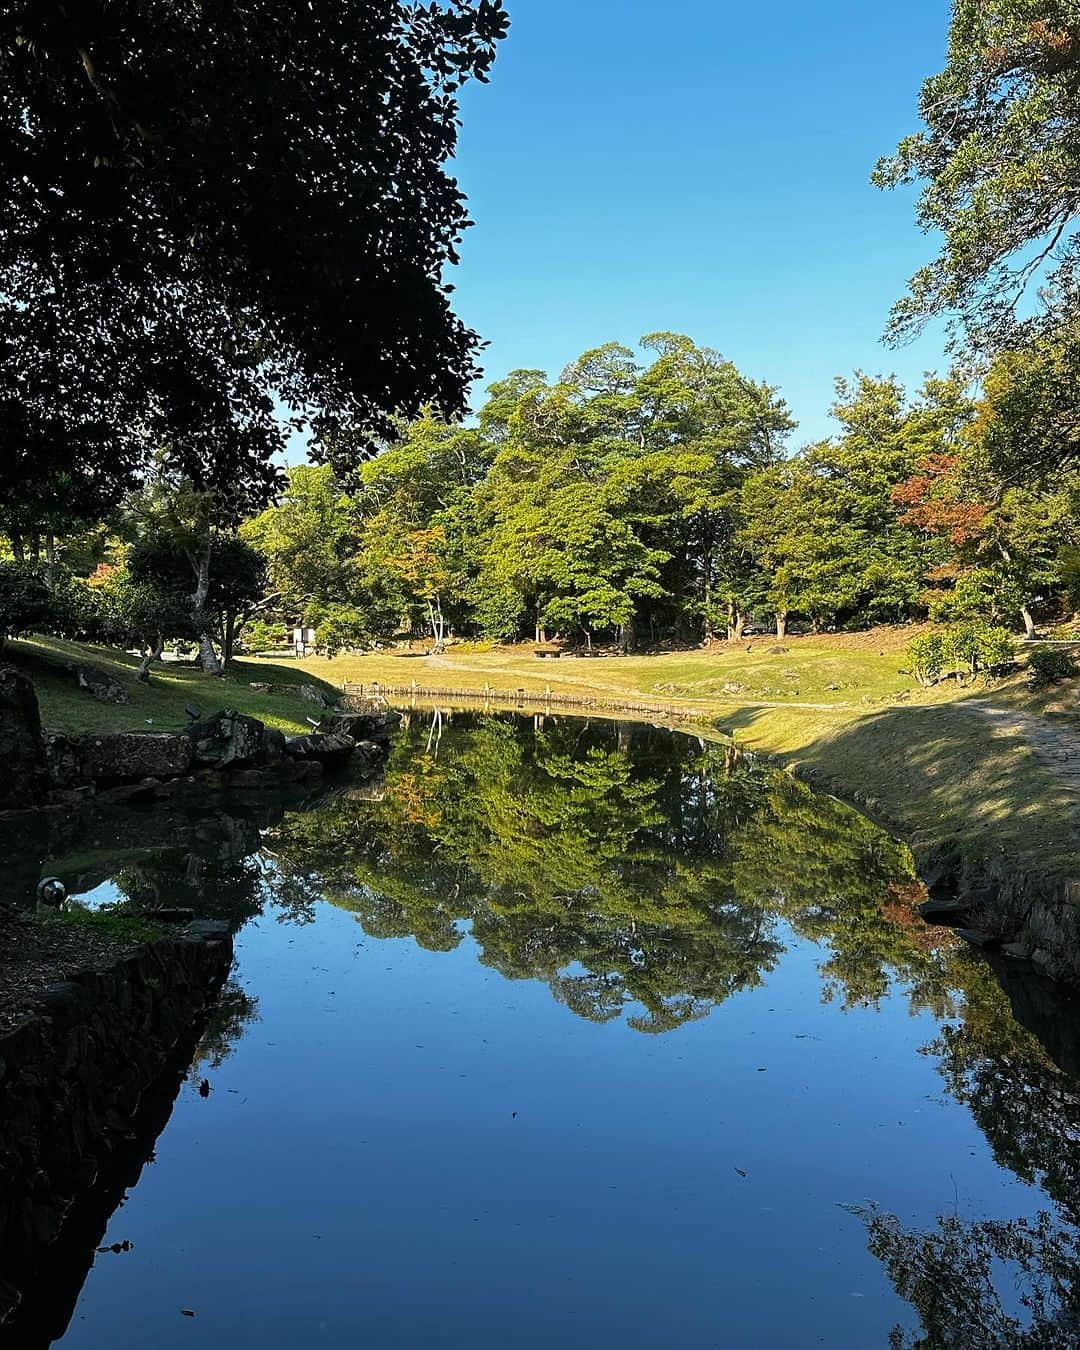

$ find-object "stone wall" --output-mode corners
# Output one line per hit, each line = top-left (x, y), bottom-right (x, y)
(0, 923), (233, 1328)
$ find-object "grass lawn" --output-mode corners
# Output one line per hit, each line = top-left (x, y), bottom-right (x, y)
(5, 637), (339, 736)
(282, 631), (1079, 884)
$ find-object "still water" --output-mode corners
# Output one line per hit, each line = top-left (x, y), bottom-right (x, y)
(12, 712), (1080, 1347)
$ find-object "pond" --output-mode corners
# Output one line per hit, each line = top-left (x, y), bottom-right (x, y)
(7, 711), (1080, 1348)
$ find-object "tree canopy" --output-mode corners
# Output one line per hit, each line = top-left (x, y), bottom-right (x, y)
(0, 0), (509, 513)
(876, 1), (1080, 346)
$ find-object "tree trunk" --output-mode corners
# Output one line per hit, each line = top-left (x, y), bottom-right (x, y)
(29, 534), (40, 562)
(1020, 605), (1037, 640)
(10, 532), (24, 562)
(775, 611), (788, 640)
(136, 636), (165, 683)
(428, 598), (446, 653)
(44, 533), (57, 589)
(191, 543), (223, 675)
(618, 620), (634, 654)
(731, 610), (746, 642)
(223, 610), (238, 665)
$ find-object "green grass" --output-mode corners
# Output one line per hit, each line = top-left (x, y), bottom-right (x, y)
(5, 637), (339, 736)
(282, 630), (986, 713)
(35, 904), (166, 946)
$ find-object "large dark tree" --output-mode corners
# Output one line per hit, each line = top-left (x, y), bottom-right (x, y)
(0, 0), (509, 513)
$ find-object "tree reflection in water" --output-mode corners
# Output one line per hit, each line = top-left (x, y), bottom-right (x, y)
(262, 712), (952, 1030)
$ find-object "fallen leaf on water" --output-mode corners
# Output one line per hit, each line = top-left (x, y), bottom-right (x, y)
(734, 1167), (748, 1179)
(181, 1309), (196, 1318)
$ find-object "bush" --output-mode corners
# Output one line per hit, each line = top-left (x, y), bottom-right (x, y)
(906, 632), (946, 686)
(0, 561), (54, 641)
(945, 621), (983, 679)
(975, 625), (1015, 675)
(1027, 645), (1078, 687)
(907, 623), (1016, 686)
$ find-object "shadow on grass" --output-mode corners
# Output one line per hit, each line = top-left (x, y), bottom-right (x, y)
(715, 696), (1079, 882)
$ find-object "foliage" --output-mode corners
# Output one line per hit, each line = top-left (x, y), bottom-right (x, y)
(945, 620), (1014, 680)
(738, 375), (963, 631)
(1027, 644), (1078, 686)
(906, 631), (946, 686)
(0, 560), (54, 641)
(875, 0), (1080, 347)
(0, 0), (508, 515)
(905, 622), (1013, 685)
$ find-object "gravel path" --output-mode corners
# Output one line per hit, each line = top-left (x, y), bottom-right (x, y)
(960, 702), (1080, 796)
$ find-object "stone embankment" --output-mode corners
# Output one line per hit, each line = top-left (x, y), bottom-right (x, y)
(0, 666), (400, 811)
(0, 921), (233, 1328)
(787, 754), (1080, 987)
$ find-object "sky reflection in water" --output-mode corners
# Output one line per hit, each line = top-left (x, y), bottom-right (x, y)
(30, 713), (1080, 1348)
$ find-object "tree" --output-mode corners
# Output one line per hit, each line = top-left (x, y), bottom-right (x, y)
(976, 320), (1080, 476)
(875, 1), (1080, 346)
(128, 512), (267, 672)
(242, 465), (361, 639)
(0, 0), (509, 512)
(0, 561), (53, 646)
(894, 438), (1078, 636)
(739, 375), (953, 634)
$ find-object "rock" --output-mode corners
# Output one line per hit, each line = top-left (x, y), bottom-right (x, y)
(288, 759), (324, 783)
(956, 928), (1003, 952)
(918, 897), (972, 925)
(323, 710), (401, 742)
(285, 732), (357, 767)
(72, 732), (193, 784)
(68, 662), (129, 705)
(262, 728), (286, 765)
(300, 684), (337, 710)
(248, 682), (272, 693)
(44, 733), (87, 789)
(185, 710), (266, 770)
(1002, 942), (1030, 960)
(226, 767), (280, 790)
(0, 669), (50, 809)
(184, 919), (231, 942)
(45, 786), (95, 809)
(767, 645), (789, 655)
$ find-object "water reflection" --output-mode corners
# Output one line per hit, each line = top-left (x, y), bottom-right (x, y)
(5, 711), (1080, 1346)
(263, 713), (955, 1028)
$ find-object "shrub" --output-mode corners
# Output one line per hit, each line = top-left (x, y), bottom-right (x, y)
(945, 621), (983, 679)
(0, 561), (53, 642)
(906, 631), (946, 686)
(975, 625), (1015, 676)
(1027, 645), (1078, 687)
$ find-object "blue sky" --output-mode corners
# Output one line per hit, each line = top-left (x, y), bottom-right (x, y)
(447, 0), (955, 447)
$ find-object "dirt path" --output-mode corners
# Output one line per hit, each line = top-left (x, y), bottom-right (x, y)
(961, 702), (1080, 796)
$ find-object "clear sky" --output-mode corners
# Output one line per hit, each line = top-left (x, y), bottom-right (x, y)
(447, 0), (955, 447)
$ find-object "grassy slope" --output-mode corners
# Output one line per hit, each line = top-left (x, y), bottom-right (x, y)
(283, 632), (1079, 882)
(6, 637), (339, 736)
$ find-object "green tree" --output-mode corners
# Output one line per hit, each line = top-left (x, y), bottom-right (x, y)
(875, 0), (1080, 346)
(0, 0), (508, 514)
